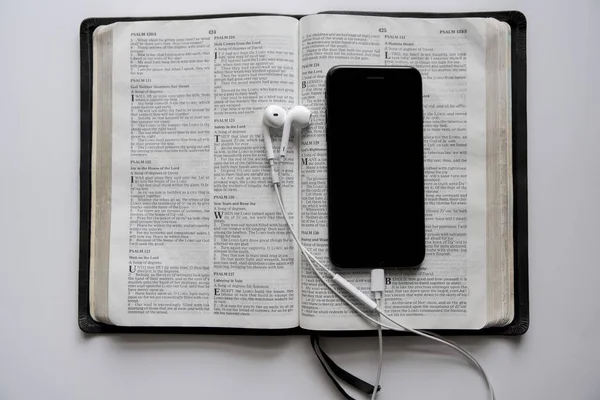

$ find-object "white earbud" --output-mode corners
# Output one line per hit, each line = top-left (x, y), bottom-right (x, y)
(262, 105), (286, 161)
(279, 106), (311, 161)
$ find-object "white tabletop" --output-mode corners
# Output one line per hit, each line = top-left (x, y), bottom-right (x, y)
(1, 0), (599, 399)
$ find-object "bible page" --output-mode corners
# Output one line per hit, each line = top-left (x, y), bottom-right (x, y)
(103, 16), (300, 328)
(298, 14), (490, 330)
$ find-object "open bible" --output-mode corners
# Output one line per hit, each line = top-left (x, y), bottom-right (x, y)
(87, 13), (518, 331)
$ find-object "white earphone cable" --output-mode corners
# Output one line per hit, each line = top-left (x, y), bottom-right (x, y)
(273, 183), (495, 400)
(372, 298), (383, 400)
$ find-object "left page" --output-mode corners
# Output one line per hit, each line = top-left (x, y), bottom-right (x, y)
(95, 16), (300, 328)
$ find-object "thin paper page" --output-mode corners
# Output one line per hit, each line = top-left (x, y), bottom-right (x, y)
(298, 14), (489, 330)
(106, 16), (300, 328)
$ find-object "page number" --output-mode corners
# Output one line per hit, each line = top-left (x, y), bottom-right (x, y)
(209, 29), (216, 34)
(379, 28), (387, 33)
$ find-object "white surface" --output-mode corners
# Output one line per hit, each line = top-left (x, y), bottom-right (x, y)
(1, 0), (599, 399)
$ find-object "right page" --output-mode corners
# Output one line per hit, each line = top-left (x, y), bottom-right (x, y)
(298, 14), (493, 330)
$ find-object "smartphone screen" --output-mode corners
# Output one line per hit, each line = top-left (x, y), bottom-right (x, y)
(325, 66), (425, 269)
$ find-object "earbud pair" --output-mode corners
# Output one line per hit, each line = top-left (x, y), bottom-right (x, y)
(262, 105), (311, 162)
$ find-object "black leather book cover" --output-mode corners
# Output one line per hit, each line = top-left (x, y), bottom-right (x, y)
(79, 11), (528, 336)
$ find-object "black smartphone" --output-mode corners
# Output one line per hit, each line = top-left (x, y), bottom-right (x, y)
(326, 66), (425, 269)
